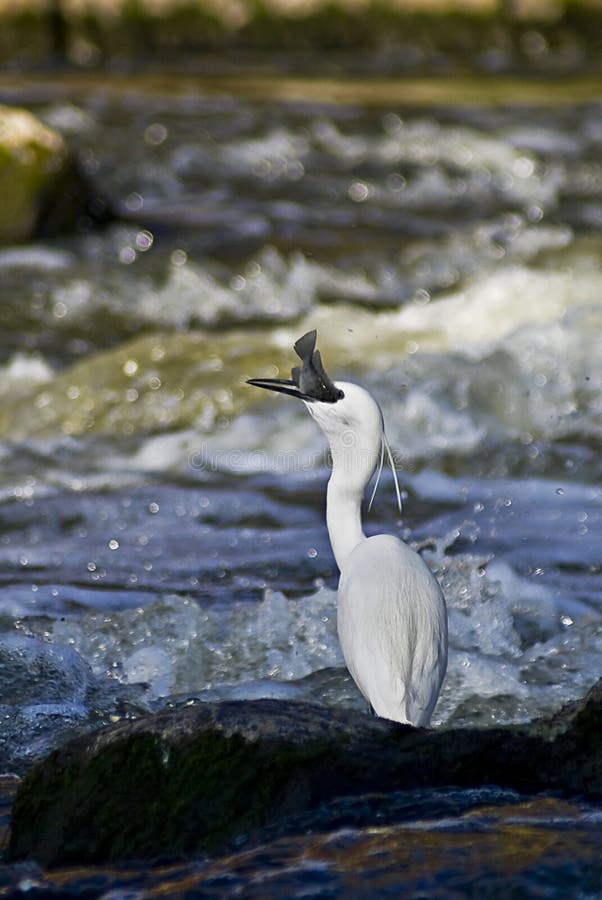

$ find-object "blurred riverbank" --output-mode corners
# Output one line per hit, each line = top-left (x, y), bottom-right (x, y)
(1, 0), (602, 75)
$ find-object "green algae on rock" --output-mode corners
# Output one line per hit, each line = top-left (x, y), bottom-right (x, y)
(8, 678), (602, 866)
(0, 311), (379, 439)
(0, 329), (299, 439)
(0, 106), (69, 245)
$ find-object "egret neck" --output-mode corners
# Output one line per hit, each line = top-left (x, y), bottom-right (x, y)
(305, 380), (383, 571)
(326, 474), (366, 571)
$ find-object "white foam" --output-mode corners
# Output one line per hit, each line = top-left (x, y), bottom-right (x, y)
(445, 649), (530, 700)
(116, 260), (601, 474)
(4, 542), (596, 729)
(486, 559), (558, 635)
(31, 547), (576, 728)
(315, 117), (525, 173)
(223, 126), (310, 177)
(0, 247), (74, 270)
(178, 257), (602, 469)
(40, 103), (96, 137)
(122, 646), (174, 698)
(47, 588), (342, 699)
(0, 353), (53, 392)
(144, 247), (375, 326)
(390, 264), (601, 359)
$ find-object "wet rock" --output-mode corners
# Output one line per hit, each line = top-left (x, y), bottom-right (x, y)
(8, 678), (601, 866)
(0, 105), (108, 245)
(0, 329), (293, 439)
(0, 106), (68, 244)
(0, 634), (153, 777)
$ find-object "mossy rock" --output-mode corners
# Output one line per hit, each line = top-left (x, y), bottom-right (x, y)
(0, 106), (69, 244)
(8, 679), (601, 867)
(0, 105), (108, 245)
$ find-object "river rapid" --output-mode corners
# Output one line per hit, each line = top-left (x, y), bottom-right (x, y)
(0, 72), (601, 894)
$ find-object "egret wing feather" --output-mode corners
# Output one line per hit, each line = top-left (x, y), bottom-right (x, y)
(337, 534), (447, 726)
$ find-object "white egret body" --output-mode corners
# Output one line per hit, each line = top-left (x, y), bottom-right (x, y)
(248, 332), (447, 726)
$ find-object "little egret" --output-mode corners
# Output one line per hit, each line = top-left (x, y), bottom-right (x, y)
(248, 330), (447, 726)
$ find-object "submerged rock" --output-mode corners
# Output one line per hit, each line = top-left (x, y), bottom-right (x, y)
(8, 679), (601, 866)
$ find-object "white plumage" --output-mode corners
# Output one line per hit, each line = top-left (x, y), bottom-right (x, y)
(248, 333), (448, 726)
(305, 381), (447, 726)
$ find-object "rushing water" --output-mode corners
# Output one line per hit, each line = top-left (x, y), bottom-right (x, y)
(0, 72), (601, 892)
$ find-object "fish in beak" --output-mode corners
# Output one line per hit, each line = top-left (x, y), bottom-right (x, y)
(247, 330), (344, 403)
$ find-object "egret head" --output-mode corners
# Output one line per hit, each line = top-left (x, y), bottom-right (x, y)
(248, 331), (400, 506)
(302, 379), (382, 457)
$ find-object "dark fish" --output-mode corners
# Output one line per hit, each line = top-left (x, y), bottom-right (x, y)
(247, 329), (344, 403)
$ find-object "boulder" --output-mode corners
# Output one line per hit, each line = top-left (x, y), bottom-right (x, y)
(0, 106), (69, 244)
(0, 105), (108, 244)
(8, 678), (601, 867)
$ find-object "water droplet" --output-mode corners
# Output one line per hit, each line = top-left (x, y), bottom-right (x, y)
(413, 288), (431, 305)
(144, 122), (167, 146)
(387, 172), (406, 191)
(119, 246), (136, 265)
(135, 229), (154, 251)
(230, 274), (246, 291)
(513, 156), (535, 178)
(348, 180), (373, 202)
(123, 359), (139, 377)
(125, 192), (143, 212)
(170, 248), (187, 267)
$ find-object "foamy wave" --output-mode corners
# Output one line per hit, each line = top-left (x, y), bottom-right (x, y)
(44, 588), (342, 699)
